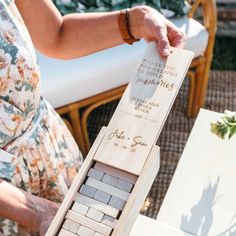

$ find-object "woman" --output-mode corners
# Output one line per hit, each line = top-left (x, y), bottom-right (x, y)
(0, 0), (185, 235)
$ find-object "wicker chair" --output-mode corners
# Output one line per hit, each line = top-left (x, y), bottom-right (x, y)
(187, 0), (217, 117)
(46, 0), (217, 156)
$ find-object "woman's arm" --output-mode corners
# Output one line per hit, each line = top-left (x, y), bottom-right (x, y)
(15, 0), (185, 59)
(0, 178), (59, 235)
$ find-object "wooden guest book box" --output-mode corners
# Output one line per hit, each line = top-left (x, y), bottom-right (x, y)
(46, 43), (194, 236)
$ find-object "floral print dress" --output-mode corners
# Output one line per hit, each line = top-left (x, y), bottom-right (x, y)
(0, 0), (83, 235)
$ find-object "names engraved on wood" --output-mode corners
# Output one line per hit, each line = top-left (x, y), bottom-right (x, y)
(107, 128), (148, 153)
(95, 43), (194, 175)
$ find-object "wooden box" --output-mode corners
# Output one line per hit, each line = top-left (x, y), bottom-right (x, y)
(46, 43), (194, 236)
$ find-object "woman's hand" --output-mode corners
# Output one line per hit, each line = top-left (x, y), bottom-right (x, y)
(37, 200), (60, 236)
(0, 179), (60, 235)
(129, 6), (186, 56)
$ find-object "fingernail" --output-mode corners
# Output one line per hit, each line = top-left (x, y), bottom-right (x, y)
(162, 48), (170, 56)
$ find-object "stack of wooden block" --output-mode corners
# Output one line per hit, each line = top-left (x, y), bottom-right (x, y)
(59, 163), (136, 236)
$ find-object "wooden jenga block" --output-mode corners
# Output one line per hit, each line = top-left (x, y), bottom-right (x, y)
(66, 210), (112, 236)
(87, 168), (104, 181)
(77, 226), (94, 236)
(79, 185), (96, 198)
(94, 162), (137, 184)
(108, 196), (126, 210)
(58, 228), (77, 236)
(86, 208), (104, 222)
(102, 174), (119, 187)
(94, 190), (111, 204)
(101, 215), (117, 228)
(116, 179), (133, 192)
(62, 219), (80, 234)
(75, 193), (119, 218)
(71, 202), (89, 216)
(85, 177), (130, 201)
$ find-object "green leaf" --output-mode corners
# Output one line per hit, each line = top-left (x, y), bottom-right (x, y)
(224, 116), (235, 124)
(228, 125), (236, 139)
(211, 111), (236, 140)
(219, 125), (229, 139)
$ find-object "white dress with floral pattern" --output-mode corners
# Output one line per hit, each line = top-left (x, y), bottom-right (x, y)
(0, 0), (83, 235)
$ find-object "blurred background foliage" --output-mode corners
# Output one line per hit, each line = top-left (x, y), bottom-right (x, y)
(53, 0), (189, 17)
(53, 0), (236, 71)
(212, 37), (236, 70)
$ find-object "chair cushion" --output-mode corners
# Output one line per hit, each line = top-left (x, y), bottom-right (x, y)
(38, 17), (208, 108)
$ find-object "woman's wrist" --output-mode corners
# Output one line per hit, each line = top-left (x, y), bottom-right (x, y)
(18, 192), (59, 233)
(33, 196), (59, 233)
(19, 193), (49, 231)
(128, 6), (149, 40)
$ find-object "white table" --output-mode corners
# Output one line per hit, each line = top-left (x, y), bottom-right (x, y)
(130, 109), (236, 235)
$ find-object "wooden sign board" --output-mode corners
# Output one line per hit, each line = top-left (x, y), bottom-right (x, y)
(95, 43), (194, 175)
(46, 43), (194, 236)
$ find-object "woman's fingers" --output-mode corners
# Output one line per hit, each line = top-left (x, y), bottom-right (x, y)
(154, 24), (171, 56)
(150, 10), (185, 55)
(166, 22), (186, 48)
(172, 32), (186, 48)
(131, 6), (186, 55)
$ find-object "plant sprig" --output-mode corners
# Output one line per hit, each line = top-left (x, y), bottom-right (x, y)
(211, 110), (236, 139)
